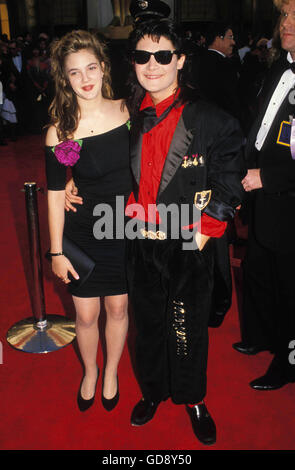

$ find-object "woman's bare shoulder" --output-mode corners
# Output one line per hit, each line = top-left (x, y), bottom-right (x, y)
(110, 99), (129, 120)
(45, 125), (60, 146)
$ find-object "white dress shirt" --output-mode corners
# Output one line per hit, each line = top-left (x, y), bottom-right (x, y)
(238, 46), (250, 62)
(255, 52), (295, 151)
(12, 54), (22, 73)
(208, 48), (226, 58)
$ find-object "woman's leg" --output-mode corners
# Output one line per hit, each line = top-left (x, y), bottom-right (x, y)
(73, 296), (101, 399)
(103, 294), (128, 398)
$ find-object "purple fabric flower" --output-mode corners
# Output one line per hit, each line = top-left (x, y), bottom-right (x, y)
(54, 140), (82, 167)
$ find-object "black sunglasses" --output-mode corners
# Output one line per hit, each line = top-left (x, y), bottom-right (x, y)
(132, 50), (179, 65)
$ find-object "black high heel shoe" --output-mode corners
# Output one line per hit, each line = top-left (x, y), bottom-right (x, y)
(101, 375), (119, 411)
(77, 366), (100, 412)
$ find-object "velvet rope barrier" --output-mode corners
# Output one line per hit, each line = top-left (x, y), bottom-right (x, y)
(6, 182), (76, 353)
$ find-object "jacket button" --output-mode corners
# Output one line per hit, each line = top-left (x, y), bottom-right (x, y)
(190, 180), (196, 185)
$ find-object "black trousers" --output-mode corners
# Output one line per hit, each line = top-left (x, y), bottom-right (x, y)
(127, 237), (214, 405)
(241, 229), (295, 381)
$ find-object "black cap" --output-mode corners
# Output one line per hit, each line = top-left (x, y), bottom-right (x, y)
(130, 1), (171, 21)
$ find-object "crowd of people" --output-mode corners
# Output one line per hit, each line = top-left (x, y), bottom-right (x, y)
(186, 26), (279, 134)
(3, 0), (295, 449)
(0, 31), (53, 144)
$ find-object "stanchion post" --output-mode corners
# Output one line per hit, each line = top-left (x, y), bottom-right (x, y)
(6, 182), (76, 353)
(25, 182), (47, 328)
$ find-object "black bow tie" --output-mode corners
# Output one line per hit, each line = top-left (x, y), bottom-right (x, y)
(288, 62), (295, 73)
(138, 100), (178, 133)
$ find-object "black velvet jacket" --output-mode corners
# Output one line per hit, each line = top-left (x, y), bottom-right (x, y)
(130, 98), (246, 325)
(130, 99), (245, 227)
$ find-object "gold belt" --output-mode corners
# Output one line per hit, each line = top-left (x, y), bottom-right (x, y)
(140, 228), (167, 241)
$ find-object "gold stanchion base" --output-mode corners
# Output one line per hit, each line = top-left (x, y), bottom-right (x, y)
(6, 315), (76, 354)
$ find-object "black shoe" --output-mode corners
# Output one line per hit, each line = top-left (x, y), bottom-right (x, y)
(232, 342), (267, 355)
(131, 398), (159, 426)
(250, 374), (289, 391)
(77, 367), (99, 412)
(187, 403), (216, 446)
(102, 375), (119, 411)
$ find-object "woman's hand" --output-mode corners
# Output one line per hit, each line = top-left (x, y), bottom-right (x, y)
(65, 178), (83, 212)
(51, 255), (79, 284)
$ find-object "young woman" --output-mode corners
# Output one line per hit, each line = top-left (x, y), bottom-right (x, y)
(45, 30), (132, 412)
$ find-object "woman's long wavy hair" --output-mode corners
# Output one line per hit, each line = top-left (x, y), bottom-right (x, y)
(125, 19), (199, 118)
(49, 30), (113, 142)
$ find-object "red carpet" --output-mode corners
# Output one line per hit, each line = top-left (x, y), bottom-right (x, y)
(0, 134), (295, 452)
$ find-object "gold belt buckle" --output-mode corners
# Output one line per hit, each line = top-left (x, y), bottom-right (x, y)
(140, 228), (166, 240)
(140, 228), (148, 238)
(156, 230), (166, 240)
(148, 230), (157, 240)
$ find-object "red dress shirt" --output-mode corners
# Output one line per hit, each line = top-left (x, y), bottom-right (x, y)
(126, 91), (227, 237)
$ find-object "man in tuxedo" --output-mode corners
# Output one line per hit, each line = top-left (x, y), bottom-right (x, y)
(7, 40), (26, 133)
(194, 24), (243, 260)
(195, 23), (241, 121)
(233, 0), (295, 390)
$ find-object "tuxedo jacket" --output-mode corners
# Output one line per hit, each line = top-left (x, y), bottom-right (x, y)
(245, 52), (290, 164)
(5, 55), (26, 101)
(245, 53), (295, 252)
(130, 99), (246, 323)
(9, 53), (26, 76)
(195, 49), (241, 120)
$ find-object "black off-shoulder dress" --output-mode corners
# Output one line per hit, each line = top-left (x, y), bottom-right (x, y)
(45, 123), (132, 298)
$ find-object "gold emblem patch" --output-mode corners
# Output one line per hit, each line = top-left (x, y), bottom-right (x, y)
(194, 190), (212, 211)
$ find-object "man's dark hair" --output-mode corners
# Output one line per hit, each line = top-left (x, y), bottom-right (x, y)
(206, 22), (233, 48)
(125, 19), (199, 116)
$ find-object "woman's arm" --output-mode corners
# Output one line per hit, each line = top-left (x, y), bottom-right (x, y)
(46, 125), (79, 283)
(47, 190), (79, 283)
(48, 189), (65, 253)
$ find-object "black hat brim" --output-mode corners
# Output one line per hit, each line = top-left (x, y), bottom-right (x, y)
(130, 1), (171, 19)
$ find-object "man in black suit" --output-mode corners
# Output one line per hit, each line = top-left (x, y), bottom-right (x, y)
(194, 24), (243, 257)
(233, 0), (295, 390)
(7, 40), (27, 134)
(195, 23), (241, 121)
(125, 15), (244, 445)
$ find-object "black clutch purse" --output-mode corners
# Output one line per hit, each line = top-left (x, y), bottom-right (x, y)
(46, 235), (95, 287)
